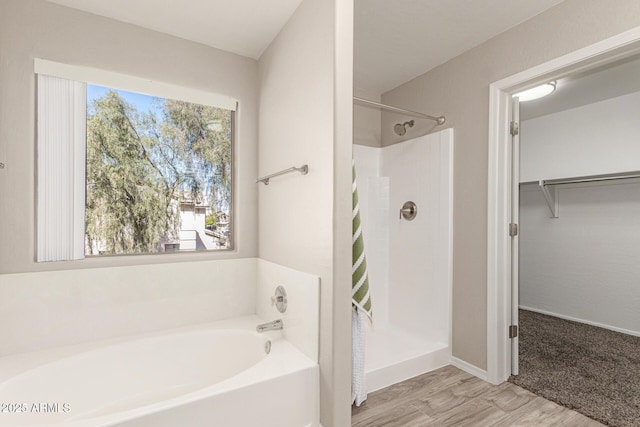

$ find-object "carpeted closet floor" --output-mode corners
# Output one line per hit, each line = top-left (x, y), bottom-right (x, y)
(509, 309), (640, 427)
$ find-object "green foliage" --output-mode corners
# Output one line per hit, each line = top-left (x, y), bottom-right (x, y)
(161, 99), (232, 213)
(205, 213), (217, 227)
(85, 90), (232, 255)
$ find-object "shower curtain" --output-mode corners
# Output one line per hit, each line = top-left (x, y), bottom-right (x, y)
(352, 160), (372, 406)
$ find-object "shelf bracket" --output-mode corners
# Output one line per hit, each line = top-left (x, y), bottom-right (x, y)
(538, 180), (558, 218)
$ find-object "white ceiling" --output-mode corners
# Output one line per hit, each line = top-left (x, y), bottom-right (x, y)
(49, 0), (567, 95)
(48, 0), (304, 59)
(355, 0), (565, 95)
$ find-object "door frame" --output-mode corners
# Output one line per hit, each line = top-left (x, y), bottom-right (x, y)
(486, 26), (640, 385)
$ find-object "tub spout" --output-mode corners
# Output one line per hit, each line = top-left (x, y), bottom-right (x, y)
(256, 319), (283, 333)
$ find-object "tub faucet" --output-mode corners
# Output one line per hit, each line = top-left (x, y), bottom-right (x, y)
(256, 319), (283, 333)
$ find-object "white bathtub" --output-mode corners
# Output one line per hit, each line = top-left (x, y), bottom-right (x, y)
(0, 315), (319, 427)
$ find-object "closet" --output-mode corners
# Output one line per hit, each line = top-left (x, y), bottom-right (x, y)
(518, 56), (640, 334)
(511, 54), (640, 427)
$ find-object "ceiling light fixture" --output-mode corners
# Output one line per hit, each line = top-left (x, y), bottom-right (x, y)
(513, 81), (556, 102)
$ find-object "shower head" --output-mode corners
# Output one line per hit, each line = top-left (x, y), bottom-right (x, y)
(393, 123), (406, 136)
(393, 120), (415, 136)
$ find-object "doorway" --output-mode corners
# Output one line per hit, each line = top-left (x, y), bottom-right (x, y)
(487, 27), (640, 387)
(507, 53), (640, 426)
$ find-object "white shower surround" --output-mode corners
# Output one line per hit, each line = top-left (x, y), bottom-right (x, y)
(0, 259), (319, 359)
(353, 128), (454, 392)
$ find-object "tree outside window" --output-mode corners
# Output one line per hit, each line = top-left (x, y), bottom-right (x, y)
(85, 86), (232, 255)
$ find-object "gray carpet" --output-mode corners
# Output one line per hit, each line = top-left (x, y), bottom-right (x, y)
(509, 309), (640, 427)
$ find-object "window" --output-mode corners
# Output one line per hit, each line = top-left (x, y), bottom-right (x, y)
(85, 85), (232, 255)
(36, 60), (236, 261)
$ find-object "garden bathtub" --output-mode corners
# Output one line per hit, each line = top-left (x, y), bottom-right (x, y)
(0, 316), (319, 427)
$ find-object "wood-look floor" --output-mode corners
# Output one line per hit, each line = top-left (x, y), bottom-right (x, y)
(352, 366), (605, 427)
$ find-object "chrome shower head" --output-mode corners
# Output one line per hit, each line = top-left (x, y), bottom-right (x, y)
(393, 123), (406, 136)
(393, 120), (415, 136)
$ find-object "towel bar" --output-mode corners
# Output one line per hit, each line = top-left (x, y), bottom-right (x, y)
(257, 165), (308, 185)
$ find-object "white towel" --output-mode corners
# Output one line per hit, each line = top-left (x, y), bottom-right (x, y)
(352, 307), (367, 406)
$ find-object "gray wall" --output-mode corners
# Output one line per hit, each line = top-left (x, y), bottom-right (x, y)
(381, 0), (640, 370)
(353, 88), (381, 147)
(0, 0), (259, 274)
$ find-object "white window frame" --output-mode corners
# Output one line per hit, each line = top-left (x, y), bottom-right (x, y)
(35, 59), (238, 112)
(36, 59), (238, 261)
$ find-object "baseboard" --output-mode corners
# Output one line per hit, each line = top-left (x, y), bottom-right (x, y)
(366, 346), (450, 393)
(450, 357), (488, 381)
(519, 306), (640, 338)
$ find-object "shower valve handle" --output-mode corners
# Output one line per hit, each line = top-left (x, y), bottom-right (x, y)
(271, 295), (286, 305)
(399, 201), (418, 221)
(271, 286), (288, 313)
(399, 207), (414, 219)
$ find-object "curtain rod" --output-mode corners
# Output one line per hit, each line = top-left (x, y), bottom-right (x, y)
(522, 170), (640, 187)
(353, 96), (445, 125)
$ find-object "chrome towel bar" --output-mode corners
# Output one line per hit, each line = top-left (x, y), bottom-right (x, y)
(257, 165), (308, 185)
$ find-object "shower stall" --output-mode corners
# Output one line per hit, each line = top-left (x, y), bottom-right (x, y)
(353, 127), (453, 392)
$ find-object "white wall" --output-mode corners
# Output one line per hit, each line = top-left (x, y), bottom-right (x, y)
(258, 0), (334, 277)
(520, 90), (640, 182)
(0, 0), (258, 274)
(519, 181), (640, 336)
(257, 0), (351, 425)
(0, 259), (257, 356)
(256, 259), (320, 362)
(0, 256), (326, 360)
(353, 129), (453, 345)
(382, 130), (453, 344)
